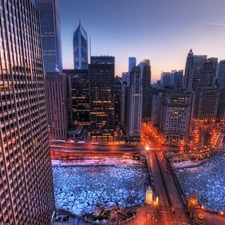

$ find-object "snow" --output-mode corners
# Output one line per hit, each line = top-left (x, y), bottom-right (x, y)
(175, 153), (225, 212)
(52, 164), (149, 216)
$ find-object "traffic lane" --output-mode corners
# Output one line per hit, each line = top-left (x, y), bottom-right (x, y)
(147, 151), (170, 208)
(50, 142), (139, 149)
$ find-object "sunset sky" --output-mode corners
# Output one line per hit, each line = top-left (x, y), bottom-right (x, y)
(58, 0), (225, 83)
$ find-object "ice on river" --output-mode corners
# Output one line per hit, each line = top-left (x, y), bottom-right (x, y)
(53, 165), (149, 216)
(175, 153), (225, 212)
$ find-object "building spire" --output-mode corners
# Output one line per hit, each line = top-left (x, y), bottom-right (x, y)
(79, 18), (81, 26)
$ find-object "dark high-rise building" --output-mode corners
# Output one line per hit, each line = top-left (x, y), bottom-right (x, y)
(114, 76), (123, 126)
(63, 69), (90, 127)
(184, 49), (207, 90)
(139, 59), (151, 119)
(199, 59), (215, 87)
(0, 1), (55, 224)
(173, 70), (183, 86)
(217, 60), (225, 121)
(126, 66), (142, 142)
(73, 20), (88, 69)
(45, 72), (68, 139)
(36, 0), (62, 73)
(89, 56), (115, 141)
(194, 59), (219, 123)
(217, 60), (225, 87)
(195, 88), (219, 123)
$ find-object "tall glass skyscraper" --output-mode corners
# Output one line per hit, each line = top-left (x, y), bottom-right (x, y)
(0, 0), (55, 224)
(184, 49), (207, 90)
(36, 0), (62, 73)
(89, 56), (115, 141)
(73, 20), (88, 69)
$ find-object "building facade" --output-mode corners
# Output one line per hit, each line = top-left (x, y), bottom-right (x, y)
(194, 59), (219, 123)
(114, 76), (123, 126)
(195, 88), (219, 123)
(0, 1), (55, 224)
(73, 20), (88, 69)
(63, 69), (90, 127)
(36, 0), (62, 73)
(139, 59), (152, 119)
(184, 49), (207, 90)
(126, 66), (143, 142)
(158, 91), (194, 145)
(216, 60), (225, 121)
(45, 72), (68, 139)
(89, 56), (115, 141)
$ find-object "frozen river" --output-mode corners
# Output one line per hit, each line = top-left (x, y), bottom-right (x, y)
(52, 165), (149, 216)
(175, 153), (225, 213)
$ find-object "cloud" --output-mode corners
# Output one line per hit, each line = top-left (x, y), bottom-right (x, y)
(206, 23), (225, 27)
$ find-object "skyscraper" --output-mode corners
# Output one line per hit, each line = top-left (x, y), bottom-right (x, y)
(73, 20), (88, 69)
(63, 69), (90, 127)
(184, 49), (207, 90)
(127, 57), (136, 86)
(114, 76), (123, 126)
(217, 60), (225, 121)
(126, 66), (143, 142)
(139, 59), (152, 119)
(194, 59), (219, 123)
(0, 1), (55, 224)
(45, 72), (68, 139)
(36, 0), (62, 73)
(217, 60), (225, 87)
(89, 56), (115, 141)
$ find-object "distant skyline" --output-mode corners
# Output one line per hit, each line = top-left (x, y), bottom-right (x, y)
(58, 0), (225, 83)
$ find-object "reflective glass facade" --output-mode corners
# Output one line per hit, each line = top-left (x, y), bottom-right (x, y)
(0, 0), (55, 224)
(36, 0), (62, 73)
(73, 21), (88, 70)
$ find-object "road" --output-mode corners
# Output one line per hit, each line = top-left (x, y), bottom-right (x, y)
(50, 142), (141, 158)
(146, 150), (192, 225)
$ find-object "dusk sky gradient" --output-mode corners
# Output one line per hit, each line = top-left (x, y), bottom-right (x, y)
(58, 0), (225, 83)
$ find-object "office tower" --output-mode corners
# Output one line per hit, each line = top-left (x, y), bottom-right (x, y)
(217, 60), (225, 87)
(199, 59), (215, 87)
(195, 88), (219, 123)
(36, 0), (62, 73)
(161, 72), (173, 87)
(157, 91), (194, 145)
(89, 56), (115, 141)
(216, 60), (225, 121)
(63, 69), (90, 127)
(193, 59), (219, 123)
(139, 59), (152, 119)
(122, 72), (129, 84)
(45, 72), (68, 139)
(127, 57), (136, 86)
(0, 1), (55, 224)
(128, 57), (136, 72)
(73, 20), (88, 69)
(126, 66), (143, 142)
(208, 57), (218, 78)
(151, 94), (162, 126)
(173, 70), (183, 86)
(184, 49), (207, 90)
(121, 82), (127, 128)
(114, 76), (123, 126)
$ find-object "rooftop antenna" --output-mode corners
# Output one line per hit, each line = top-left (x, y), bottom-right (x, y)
(89, 36), (91, 63)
